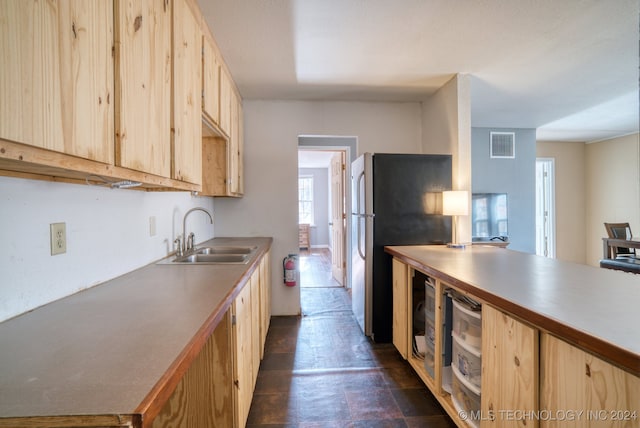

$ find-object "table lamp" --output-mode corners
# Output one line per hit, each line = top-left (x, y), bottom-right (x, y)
(443, 190), (468, 249)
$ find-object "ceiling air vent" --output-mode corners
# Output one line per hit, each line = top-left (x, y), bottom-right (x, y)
(490, 132), (515, 158)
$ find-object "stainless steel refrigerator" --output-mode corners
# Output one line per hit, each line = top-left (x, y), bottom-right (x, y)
(351, 153), (452, 342)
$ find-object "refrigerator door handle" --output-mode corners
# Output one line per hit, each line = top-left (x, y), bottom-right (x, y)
(356, 171), (365, 215)
(357, 216), (365, 260)
(355, 171), (366, 260)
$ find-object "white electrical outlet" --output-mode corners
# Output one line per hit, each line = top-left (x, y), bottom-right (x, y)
(149, 216), (157, 237)
(50, 222), (66, 255)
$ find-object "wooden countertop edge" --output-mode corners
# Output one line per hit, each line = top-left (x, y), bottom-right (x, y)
(134, 241), (272, 428)
(385, 247), (640, 378)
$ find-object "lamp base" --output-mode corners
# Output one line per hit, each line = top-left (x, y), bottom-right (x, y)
(446, 242), (467, 249)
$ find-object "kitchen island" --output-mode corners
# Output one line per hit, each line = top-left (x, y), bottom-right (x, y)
(385, 244), (639, 428)
(0, 237), (272, 428)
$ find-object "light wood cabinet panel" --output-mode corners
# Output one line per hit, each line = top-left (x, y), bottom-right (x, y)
(228, 90), (240, 194)
(233, 278), (253, 428)
(0, 0), (114, 164)
(202, 36), (220, 126)
(230, 93), (244, 195)
(201, 136), (227, 195)
(392, 258), (409, 360)
(540, 334), (640, 428)
(152, 311), (234, 428)
(237, 100), (245, 194)
(250, 270), (261, 389)
(172, 0), (202, 184)
(219, 69), (232, 137)
(259, 251), (271, 357)
(114, 0), (171, 177)
(200, 91), (243, 197)
(481, 305), (539, 428)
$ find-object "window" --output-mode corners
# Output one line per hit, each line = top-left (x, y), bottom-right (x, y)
(298, 175), (314, 224)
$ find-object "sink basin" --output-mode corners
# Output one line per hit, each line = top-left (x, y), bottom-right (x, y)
(196, 246), (256, 255)
(157, 244), (257, 265)
(172, 253), (249, 264)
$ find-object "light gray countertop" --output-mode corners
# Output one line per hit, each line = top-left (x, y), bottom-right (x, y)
(0, 237), (272, 420)
(385, 245), (640, 376)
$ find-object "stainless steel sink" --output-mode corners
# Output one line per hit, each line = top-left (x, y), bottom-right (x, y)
(173, 253), (249, 264)
(157, 244), (256, 265)
(195, 246), (256, 255)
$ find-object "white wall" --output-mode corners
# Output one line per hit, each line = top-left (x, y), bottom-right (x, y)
(585, 133), (640, 266)
(421, 74), (472, 243)
(472, 127), (537, 253)
(0, 177), (215, 322)
(214, 100), (423, 316)
(536, 141), (586, 264)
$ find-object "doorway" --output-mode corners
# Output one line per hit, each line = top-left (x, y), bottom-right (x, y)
(536, 158), (556, 258)
(298, 149), (348, 289)
(298, 136), (357, 314)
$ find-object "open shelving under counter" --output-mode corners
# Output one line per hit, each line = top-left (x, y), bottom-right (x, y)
(386, 244), (640, 428)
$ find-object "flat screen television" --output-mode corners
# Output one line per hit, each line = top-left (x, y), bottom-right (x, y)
(471, 193), (508, 240)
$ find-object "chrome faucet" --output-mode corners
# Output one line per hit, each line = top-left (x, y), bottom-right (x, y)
(180, 207), (213, 255)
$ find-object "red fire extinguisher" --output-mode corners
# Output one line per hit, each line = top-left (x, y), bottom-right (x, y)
(283, 254), (298, 287)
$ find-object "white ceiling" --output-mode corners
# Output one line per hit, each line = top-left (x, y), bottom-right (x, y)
(199, 0), (639, 143)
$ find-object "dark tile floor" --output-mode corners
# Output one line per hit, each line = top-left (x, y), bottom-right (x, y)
(246, 252), (455, 427)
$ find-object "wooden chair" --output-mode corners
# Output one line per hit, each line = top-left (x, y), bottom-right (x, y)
(604, 222), (635, 258)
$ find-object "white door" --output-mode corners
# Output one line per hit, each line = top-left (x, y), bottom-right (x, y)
(536, 158), (556, 258)
(330, 152), (346, 285)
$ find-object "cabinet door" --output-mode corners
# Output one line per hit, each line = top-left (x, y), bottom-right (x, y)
(202, 36), (220, 125)
(152, 311), (234, 428)
(259, 250), (271, 356)
(392, 258), (409, 359)
(0, 0), (113, 163)
(234, 279), (253, 428)
(172, 0), (202, 184)
(481, 305), (539, 428)
(540, 334), (640, 428)
(228, 90), (240, 195)
(114, 0), (171, 177)
(219, 68), (232, 137)
(236, 98), (244, 195)
(250, 270), (261, 388)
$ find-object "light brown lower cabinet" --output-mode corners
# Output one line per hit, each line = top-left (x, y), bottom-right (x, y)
(233, 250), (271, 428)
(153, 250), (271, 428)
(233, 275), (254, 428)
(152, 311), (234, 428)
(481, 305), (539, 428)
(540, 334), (640, 428)
(392, 258), (409, 360)
(259, 251), (272, 358)
(391, 258), (640, 428)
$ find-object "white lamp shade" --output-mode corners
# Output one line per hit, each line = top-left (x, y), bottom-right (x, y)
(442, 190), (469, 216)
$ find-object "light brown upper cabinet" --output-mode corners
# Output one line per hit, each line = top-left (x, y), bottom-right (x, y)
(172, 0), (202, 185)
(114, 0), (171, 177)
(201, 74), (244, 198)
(0, 0), (114, 164)
(201, 91), (243, 197)
(229, 89), (242, 195)
(202, 35), (220, 127)
(219, 68), (233, 138)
